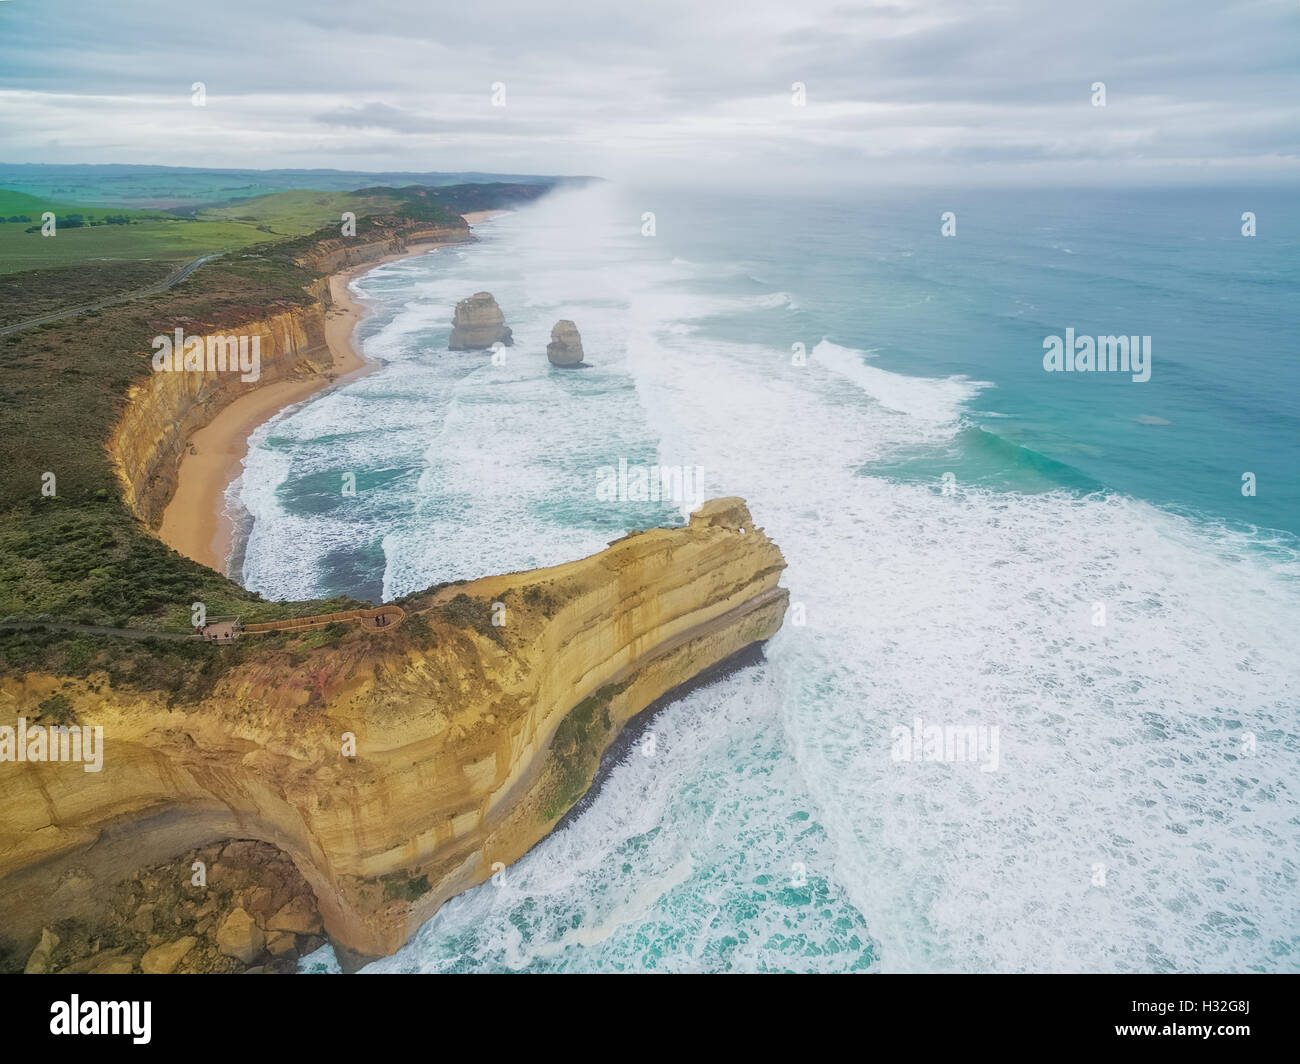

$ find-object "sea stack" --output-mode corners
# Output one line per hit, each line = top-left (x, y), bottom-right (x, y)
(546, 320), (585, 367)
(449, 292), (513, 350)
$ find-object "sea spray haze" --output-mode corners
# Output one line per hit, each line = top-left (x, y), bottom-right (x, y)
(225, 182), (1300, 973)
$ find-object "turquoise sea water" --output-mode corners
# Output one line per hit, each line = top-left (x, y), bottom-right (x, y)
(227, 183), (1299, 973)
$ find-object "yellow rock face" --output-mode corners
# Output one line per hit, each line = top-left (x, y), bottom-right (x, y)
(107, 226), (472, 528)
(109, 297), (332, 527)
(0, 497), (787, 963)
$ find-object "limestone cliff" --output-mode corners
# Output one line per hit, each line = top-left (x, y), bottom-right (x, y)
(110, 226), (473, 528)
(110, 289), (331, 527)
(0, 497), (787, 964)
(296, 222), (470, 275)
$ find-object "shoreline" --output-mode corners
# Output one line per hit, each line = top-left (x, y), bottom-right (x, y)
(157, 211), (507, 574)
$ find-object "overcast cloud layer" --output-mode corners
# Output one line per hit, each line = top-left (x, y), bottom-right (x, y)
(1, 0), (1296, 184)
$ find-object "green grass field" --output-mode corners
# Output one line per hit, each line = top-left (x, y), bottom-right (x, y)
(0, 181), (554, 277)
(0, 189), (172, 222)
(0, 190), (273, 275)
(0, 219), (276, 274)
(0, 184), (479, 274)
(196, 189), (402, 237)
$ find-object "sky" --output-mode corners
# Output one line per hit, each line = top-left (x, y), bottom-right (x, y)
(0, 0), (1297, 185)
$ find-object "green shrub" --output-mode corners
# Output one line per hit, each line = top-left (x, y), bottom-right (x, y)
(381, 871), (431, 903)
(443, 593), (492, 632)
(35, 693), (77, 725)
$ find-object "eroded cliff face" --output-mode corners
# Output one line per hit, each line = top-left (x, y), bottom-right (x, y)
(110, 291), (331, 527)
(296, 222), (469, 275)
(109, 225), (472, 528)
(0, 498), (787, 963)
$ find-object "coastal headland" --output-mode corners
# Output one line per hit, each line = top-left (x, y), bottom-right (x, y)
(0, 189), (788, 971)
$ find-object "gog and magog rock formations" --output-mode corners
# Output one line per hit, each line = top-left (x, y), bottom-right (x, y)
(449, 292), (513, 350)
(546, 320), (585, 367)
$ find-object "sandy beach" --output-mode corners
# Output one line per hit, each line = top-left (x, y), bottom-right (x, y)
(158, 212), (507, 573)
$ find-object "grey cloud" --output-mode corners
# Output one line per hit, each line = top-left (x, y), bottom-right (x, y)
(0, 0), (1294, 184)
(315, 102), (445, 133)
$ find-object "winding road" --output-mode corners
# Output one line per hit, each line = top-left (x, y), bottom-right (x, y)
(0, 251), (225, 338)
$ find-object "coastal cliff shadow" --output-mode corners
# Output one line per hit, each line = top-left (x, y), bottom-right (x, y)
(552, 640), (769, 834)
(0, 803), (323, 972)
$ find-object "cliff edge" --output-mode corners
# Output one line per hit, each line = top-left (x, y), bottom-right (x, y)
(0, 497), (787, 964)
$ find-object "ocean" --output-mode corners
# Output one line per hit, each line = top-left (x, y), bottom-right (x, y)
(225, 182), (1299, 973)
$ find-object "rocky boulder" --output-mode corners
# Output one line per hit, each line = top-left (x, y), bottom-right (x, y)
(61, 947), (129, 975)
(216, 908), (263, 964)
(141, 936), (197, 975)
(11, 840), (321, 975)
(266, 932), (298, 957)
(546, 320), (585, 367)
(266, 895), (323, 936)
(23, 928), (58, 974)
(87, 952), (135, 975)
(449, 292), (513, 350)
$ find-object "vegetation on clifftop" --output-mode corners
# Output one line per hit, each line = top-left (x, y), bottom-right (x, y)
(0, 181), (553, 694)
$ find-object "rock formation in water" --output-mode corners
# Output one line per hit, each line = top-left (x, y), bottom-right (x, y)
(546, 319), (585, 367)
(0, 497), (787, 968)
(449, 292), (513, 350)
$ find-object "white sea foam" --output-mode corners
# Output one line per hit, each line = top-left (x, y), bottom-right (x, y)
(812, 339), (990, 424)
(617, 308), (1300, 974)
(750, 290), (799, 310)
(229, 183), (1300, 974)
(362, 666), (870, 973)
